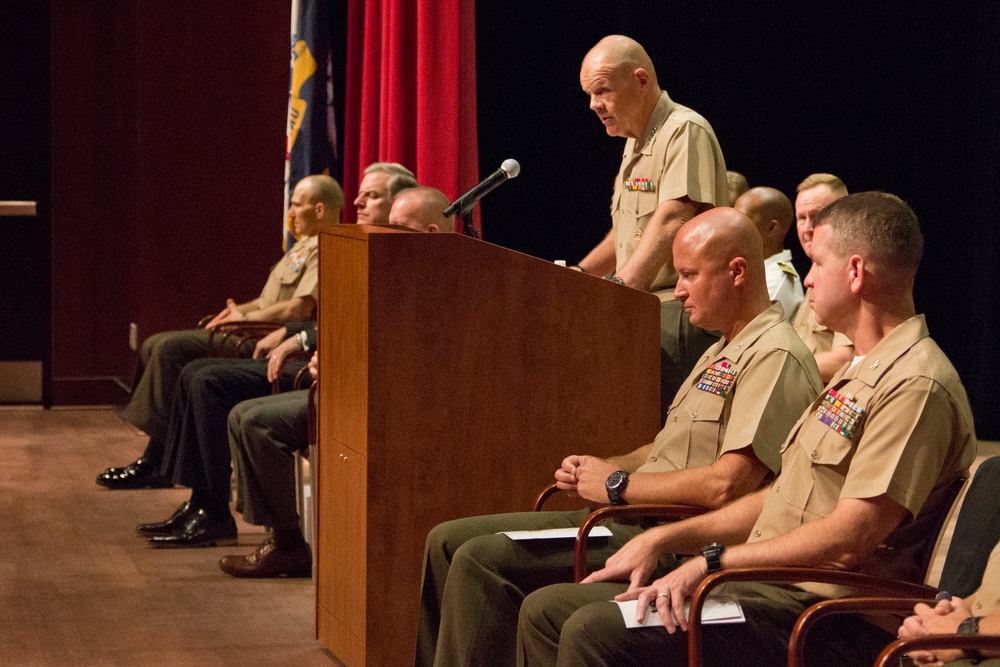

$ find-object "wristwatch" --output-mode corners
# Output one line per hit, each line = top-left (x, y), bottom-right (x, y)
(605, 470), (630, 505)
(607, 276), (625, 285)
(701, 542), (725, 573)
(957, 616), (983, 661)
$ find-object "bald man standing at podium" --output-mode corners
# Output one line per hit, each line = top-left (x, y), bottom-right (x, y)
(571, 35), (729, 417)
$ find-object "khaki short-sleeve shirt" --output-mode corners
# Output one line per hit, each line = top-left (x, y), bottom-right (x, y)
(637, 304), (822, 477)
(970, 542), (1000, 616)
(257, 234), (319, 308)
(611, 91), (727, 292)
(748, 315), (978, 597)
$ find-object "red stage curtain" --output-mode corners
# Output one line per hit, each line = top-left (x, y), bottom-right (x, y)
(343, 0), (479, 231)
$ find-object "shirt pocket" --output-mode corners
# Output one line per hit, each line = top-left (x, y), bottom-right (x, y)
(684, 391), (726, 468)
(624, 191), (660, 256)
(780, 418), (854, 517)
(277, 256), (305, 286)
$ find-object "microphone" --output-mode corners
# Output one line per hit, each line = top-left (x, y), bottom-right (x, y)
(444, 159), (521, 218)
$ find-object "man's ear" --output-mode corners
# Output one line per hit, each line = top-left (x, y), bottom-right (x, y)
(427, 223), (440, 233)
(730, 257), (748, 286)
(848, 255), (865, 294)
(313, 202), (325, 219)
(634, 67), (650, 88)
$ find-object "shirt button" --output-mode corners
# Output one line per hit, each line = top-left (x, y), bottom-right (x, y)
(649, 456), (657, 462)
(691, 411), (698, 419)
(755, 530), (761, 537)
(674, 416), (678, 422)
(811, 450), (819, 460)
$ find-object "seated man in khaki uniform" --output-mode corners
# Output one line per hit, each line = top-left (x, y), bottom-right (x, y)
(416, 207), (823, 667)
(517, 192), (978, 667)
(792, 172), (854, 381)
(97, 174), (344, 489)
(898, 539), (1000, 666)
(734, 186), (803, 320)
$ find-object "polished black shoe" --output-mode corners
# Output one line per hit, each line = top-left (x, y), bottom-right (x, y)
(136, 500), (197, 536)
(96, 458), (174, 489)
(147, 509), (238, 548)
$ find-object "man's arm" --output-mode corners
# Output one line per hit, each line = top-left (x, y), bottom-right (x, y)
(554, 444), (654, 498)
(582, 488), (768, 589)
(244, 295), (316, 323)
(575, 230), (617, 277)
(606, 493), (910, 632)
(900, 597), (1000, 664)
(615, 197), (704, 290)
(623, 449), (770, 508)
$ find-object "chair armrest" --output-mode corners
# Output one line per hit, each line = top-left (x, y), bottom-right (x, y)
(788, 597), (934, 667)
(533, 483), (562, 511)
(687, 568), (936, 667)
(574, 504), (707, 582)
(207, 321), (284, 356)
(874, 634), (1000, 667)
(269, 349), (314, 394)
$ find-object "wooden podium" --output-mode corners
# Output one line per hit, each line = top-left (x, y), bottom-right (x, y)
(315, 224), (661, 666)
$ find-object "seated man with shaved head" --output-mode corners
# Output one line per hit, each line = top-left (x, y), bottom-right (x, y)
(734, 186), (804, 320)
(572, 34), (729, 420)
(416, 207), (822, 667)
(518, 193), (976, 667)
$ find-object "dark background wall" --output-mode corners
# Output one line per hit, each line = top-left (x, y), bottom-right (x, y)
(2, 1), (997, 437)
(47, 2), (290, 403)
(475, 2), (1000, 439)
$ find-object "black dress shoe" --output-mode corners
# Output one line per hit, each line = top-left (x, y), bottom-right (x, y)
(147, 509), (238, 548)
(96, 458), (174, 489)
(136, 500), (197, 536)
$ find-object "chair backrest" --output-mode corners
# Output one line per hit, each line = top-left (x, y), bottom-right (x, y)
(938, 455), (1000, 597)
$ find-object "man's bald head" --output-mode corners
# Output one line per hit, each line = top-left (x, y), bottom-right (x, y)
(580, 35), (662, 139)
(582, 35), (659, 87)
(387, 187), (453, 233)
(734, 186), (795, 257)
(673, 207), (772, 340)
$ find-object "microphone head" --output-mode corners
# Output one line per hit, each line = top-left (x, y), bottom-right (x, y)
(501, 159), (521, 179)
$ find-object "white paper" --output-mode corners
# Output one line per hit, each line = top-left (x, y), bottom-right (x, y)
(617, 594), (746, 629)
(499, 526), (614, 540)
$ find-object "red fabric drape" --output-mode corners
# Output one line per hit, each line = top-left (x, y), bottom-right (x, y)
(343, 0), (479, 231)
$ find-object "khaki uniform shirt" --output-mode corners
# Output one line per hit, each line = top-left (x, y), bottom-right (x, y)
(637, 304), (822, 477)
(611, 91), (727, 292)
(747, 315), (978, 597)
(970, 542), (1000, 616)
(792, 288), (852, 354)
(257, 234), (319, 308)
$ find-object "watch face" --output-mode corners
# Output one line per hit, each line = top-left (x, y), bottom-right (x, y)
(608, 471), (626, 488)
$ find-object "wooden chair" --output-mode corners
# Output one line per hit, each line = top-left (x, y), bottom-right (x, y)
(683, 473), (969, 667)
(533, 483), (707, 582)
(205, 321), (284, 357)
(782, 456), (1000, 667)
